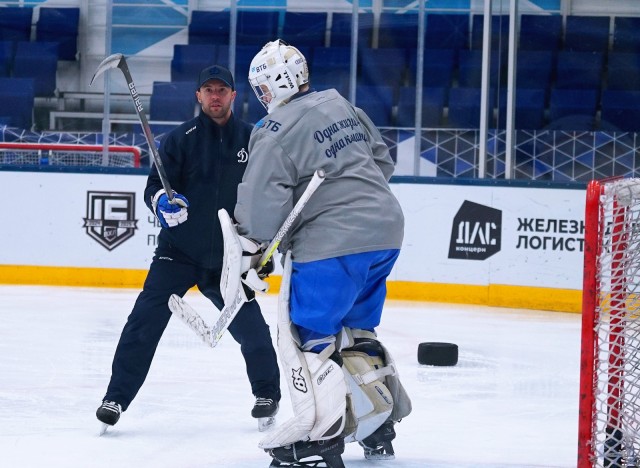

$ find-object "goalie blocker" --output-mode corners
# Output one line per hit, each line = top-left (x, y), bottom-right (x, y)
(261, 252), (411, 466)
(219, 208), (271, 307)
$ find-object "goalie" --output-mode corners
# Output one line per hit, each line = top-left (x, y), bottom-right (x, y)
(225, 39), (412, 467)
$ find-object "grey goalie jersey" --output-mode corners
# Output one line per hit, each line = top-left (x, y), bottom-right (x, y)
(235, 88), (404, 263)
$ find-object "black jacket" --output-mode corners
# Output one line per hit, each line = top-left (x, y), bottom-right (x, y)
(144, 110), (253, 269)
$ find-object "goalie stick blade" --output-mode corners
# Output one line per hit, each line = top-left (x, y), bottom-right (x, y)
(168, 294), (216, 347)
(90, 53), (124, 85)
(169, 170), (326, 348)
(168, 292), (247, 348)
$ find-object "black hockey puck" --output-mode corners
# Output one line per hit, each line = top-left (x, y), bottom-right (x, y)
(418, 342), (458, 366)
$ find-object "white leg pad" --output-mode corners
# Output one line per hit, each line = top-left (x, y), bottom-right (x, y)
(351, 329), (412, 422)
(342, 349), (393, 442)
(307, 348), (347, 441)
(259, 252), (347, 450)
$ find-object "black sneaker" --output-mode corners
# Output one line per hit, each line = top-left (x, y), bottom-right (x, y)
(96, 400), (122, 426)
(252, 397), (279, 418)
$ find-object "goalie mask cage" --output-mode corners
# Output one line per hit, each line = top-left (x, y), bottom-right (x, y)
(0, 142), (142, 167)
(578, 178), (640, 468)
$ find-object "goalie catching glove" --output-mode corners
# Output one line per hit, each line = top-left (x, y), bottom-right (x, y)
(219, 209), (274, 307)
(152, 189), (189, 229)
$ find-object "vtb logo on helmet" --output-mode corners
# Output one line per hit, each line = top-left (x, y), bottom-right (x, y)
(248, 39), (309, 114)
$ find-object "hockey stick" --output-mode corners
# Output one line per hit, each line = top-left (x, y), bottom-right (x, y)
(168, 168), (326, 347)
(90, 53), (175, 203)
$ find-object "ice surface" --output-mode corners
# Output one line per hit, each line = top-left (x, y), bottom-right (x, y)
(0, 286), (579, 467)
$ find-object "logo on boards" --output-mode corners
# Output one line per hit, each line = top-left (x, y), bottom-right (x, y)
(448, 200), (502, 260)
(83, 191), (138, 251)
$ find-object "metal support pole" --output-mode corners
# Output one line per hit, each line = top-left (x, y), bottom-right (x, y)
(413, 1), (426, 176)
(504, 0), (519, 179)
(348, 0), (359, 104)
(478, 0), (493, 178)
(229, 0), (237, 80)
(101, 0), (113, 166)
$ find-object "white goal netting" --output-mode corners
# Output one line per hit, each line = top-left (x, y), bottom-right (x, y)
(579, 178), (640, 468)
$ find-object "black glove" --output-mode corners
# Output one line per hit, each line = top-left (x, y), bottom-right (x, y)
(257, 256), (275, 279)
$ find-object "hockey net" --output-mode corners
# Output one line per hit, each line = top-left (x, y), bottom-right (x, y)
(579, 178), (640, 467)
(0, 142), (142, 167)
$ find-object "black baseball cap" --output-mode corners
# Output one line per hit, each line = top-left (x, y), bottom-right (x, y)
(197, 65), (235, 90)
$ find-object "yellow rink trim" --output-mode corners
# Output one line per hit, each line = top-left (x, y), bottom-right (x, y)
(0, 265), (582, 313)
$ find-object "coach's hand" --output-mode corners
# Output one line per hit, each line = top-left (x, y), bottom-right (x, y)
(152, 189), (189, 228)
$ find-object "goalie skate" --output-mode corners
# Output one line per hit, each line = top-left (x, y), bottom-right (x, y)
(267, 436), (345, 468)
(359, 420), (396, 460)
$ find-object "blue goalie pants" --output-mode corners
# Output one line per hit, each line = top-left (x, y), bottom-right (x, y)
(290, 249), (400, 346)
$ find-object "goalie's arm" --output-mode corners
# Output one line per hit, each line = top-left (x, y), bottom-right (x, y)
(220, 169), (327, 305)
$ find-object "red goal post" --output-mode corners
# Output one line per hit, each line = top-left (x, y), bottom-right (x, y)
(578, 178), (640, 467)
(0, 142), (142, 168)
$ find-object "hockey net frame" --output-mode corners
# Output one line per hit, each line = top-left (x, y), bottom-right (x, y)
(578, 178), (640, 467)
(0, 142), (142, 167)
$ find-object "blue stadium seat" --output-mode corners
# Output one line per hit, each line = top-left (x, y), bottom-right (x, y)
(150, 81), (197, 123)
(171, 44), (217, 83)
(425, 13), (469, 50)
(12, 41), (58, 97)
(310, 46), (350, 85)
(447, 87), (496, 129)
(555, 51), (604, 90)
(612, 17), (640, 53)
(548, 88), (598, 129)
(497, 88), (546, 130)
(378, 12), (419, 49)
(234, 44), (264, 79)
(329, 12), (373, 48)
(244, 93), (267, 124)
(355, 85), (394, 127)
(564, 16), (610, 53)
(237, 10), (279, 47)
(0, 77), (34, 129)
(407, 48), (456, 88)
(519, 14), (562, 52)
(216, 45), (230, 68)
(359, 47), (408, 89)
(457, 49), (502, 88)
(606, 52), (640, 91)
(472, 14), (509, 52)
(36, 7), (79, 60)
(311, 75), (348, 98)
(188, 10), (230, 45)
(0, 6), (33, 42)
(516, 50), (554, 91)
(396, 86), (445, 128)
(0, 40), (13, 77)
(282, 12), (327, 47)
(601, 90), (640, 132)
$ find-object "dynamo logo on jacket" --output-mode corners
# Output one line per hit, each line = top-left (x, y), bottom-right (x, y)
(237, 148), (248, 163)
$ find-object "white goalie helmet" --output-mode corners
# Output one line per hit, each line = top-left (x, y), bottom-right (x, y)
(248, 39), (309, 113)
